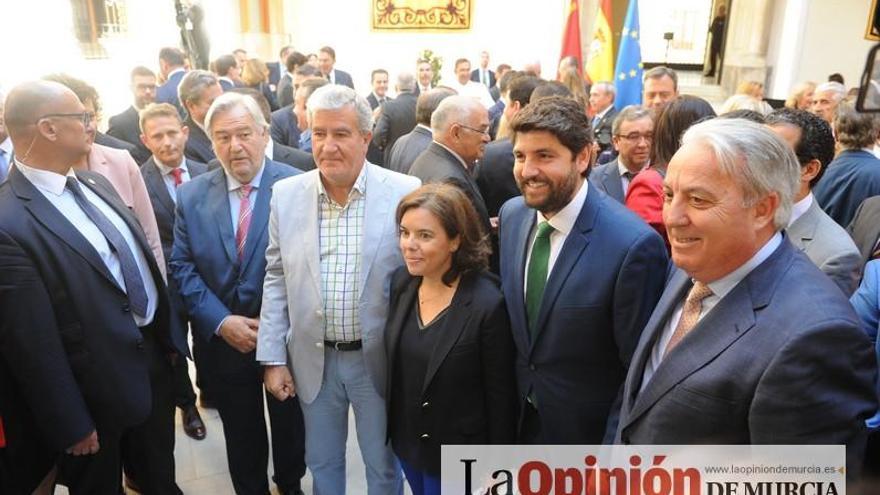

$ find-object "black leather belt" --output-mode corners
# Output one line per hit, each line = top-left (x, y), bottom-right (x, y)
(324, 339), (362, 351)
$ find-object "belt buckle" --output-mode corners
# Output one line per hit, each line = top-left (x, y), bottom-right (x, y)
(333, 341), (344, 351)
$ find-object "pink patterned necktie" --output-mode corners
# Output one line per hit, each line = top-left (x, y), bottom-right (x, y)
(236, 184), (253, 260)
(664, 281), (713, 356)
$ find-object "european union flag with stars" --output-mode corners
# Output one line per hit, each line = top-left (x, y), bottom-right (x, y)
(614, 0), (644, 108)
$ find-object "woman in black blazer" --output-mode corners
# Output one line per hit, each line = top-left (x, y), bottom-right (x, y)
(386, 183), (517, 495)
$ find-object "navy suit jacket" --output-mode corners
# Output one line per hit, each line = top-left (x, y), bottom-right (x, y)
(616, 238), (877, 474)
(330, 69), (354, 89)
(498, 185), (668, 443)
(156, 70), (186, 117)
(475, 138), (518, 218)
(107, 106), (152, 164)
(267, 61), (282, 87)
(270, 104), (301, 148)
(0, 168), (177, 457)
(814, 150), (880, 227)
(183, 115), (216, 164)
(170, 160), (300, 345)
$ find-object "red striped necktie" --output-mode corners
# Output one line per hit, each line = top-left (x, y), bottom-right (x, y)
(236, 184), (253, 260)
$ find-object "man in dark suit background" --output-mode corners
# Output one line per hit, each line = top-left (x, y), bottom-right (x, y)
(366, 69), (390, 110)
(470, 50), (497, 88)
(498, 96), (668, 445)
(373, 72), (417, 164)
(271, 64), (322, 148)
(317, 46), (354, 89)
(589, 82), (618, 155)
(414, 58), (435, 96)
(214, 54), (243, 92)
(814, 106), (880, 227)
(170, 92), (306, 495)
(138, 102), (209, 442)
(476, 74), (541, 218)
(275, 51), (308, 110)
(178, 70), (223, 164)
(0, 81), (183, 493)
(156, 47), (188, 117)
(268, 45), (294, 90)
(409, 95), (492, 233)
(615, 118), (876, 475)
(385, 87), (455, 174)
(589, 105), (653, 203)
(107, 66), (155, 164)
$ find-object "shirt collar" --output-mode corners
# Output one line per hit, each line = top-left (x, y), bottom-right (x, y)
(595, 105), (613, 120)
(318, 161), (368, 205)
(536, 179), (589, 237)
(224, 159), (266, 192)
(704, 232), (783, 300)
(616, 159), (644, 177)
(219, 76), (235, 86)
(0, 136), (12, 154)
(433, 141), (471, 170)
(14, 159), (74, 196)
(788, 193), (813, 227)
(264, 138), (275, 160)
(155, 156), (187, 175)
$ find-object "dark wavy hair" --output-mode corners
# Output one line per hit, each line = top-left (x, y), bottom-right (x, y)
(650, 95), (716, 169)
(396, 183), (491, 286)
(766, 108), (835, 187)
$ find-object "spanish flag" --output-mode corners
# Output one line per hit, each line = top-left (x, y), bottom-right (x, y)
(586, 0), (614, 84)
(559, 0), (583, 77)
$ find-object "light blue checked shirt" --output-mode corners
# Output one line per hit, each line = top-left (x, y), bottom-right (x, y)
(318, 164), (368, 341)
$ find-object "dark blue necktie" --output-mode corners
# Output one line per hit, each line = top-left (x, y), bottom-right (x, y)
(66, 177), (149, 317)
(0, 150), (8, 182)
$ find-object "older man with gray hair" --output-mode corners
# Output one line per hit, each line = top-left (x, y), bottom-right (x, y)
(589, 81), (618, 153)
(259, 84), (419, 494)
(409, 94), (492, 234)
(810, 81), (847, 124)
(170, 91), (307, 495)
(616, 118), (877, 476)
(178, 69), (223, 163)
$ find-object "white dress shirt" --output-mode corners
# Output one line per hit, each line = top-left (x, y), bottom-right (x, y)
(446, 79), (495, 109)
(264, 138), (275, 162)
(16, 160), (159, 326)
(523, 180), (589, 295)
(155, 157), (190, 203)
(787, 193), (813, 227)
(640, 232), (783, 391)
(0, 136), (12, 181)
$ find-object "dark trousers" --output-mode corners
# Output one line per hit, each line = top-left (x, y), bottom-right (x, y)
(518, 399), (542, 445)
(206, 337), (306, 495)
(120, 327), (181, 495)
(56, 427), (123, 495)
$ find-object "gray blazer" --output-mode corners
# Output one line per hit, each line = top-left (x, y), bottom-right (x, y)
(786, 197), (861, 296)
(589, 159), (626, 203)
(256, 163), (420, 403)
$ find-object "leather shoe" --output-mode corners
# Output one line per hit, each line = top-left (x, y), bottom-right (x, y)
(124, 475), (141, 493)
(181, 405), (206, 440)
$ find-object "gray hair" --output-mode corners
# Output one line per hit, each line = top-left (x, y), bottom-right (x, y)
(178, 69), (219, 106)
(814, 81), (846, 102)
(204, 91), (269, 135)
(719, 94), (771, 115)
(430, 95), (484, 134)
(611, 105), (651, 135)
(306, 84), (372, 134)
(680, 118), (800, 230)
(396, 72), (416, 93)
(592, 81), (616, 97)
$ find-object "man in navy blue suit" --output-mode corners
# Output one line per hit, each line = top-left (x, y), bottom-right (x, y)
(317, 46), (354, 89)
(178, 70), (223, 164)
(498, 96), (668, 444)
(156, 47), (188, 117)
(170, 92), (306, 495)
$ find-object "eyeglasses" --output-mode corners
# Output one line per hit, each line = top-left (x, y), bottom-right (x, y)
(616, 132), (653, 143)
(456, 123), (490, 137)
(37, 112), (95, 127)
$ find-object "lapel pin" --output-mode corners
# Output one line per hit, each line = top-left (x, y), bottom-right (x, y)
(87, 178), (96, 185)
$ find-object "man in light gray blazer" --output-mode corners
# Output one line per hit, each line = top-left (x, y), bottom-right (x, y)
(767, 108), (861, 295)
(589, 105), (653, 204)
(258, 85), (420, 494)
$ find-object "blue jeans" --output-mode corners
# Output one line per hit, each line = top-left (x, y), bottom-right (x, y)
(400, 459), (441, 495)
(300, 348), (403, 495)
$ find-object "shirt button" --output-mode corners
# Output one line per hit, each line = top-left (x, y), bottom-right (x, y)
(316, 310), (323, 317)
(420, 433), (430, 440)
(316, 342), (324, 348)
(529, 363), (536, 371)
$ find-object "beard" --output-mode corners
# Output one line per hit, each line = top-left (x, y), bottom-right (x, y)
(517, 166), (581, 216)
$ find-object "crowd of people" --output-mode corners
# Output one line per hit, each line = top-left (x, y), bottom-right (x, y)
(0, 41), (879, 495)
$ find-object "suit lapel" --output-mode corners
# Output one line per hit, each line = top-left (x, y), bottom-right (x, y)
(240, 162), (275, 271)
(303, 172), (323, 299)
(360, 165), (392, 297)
(601, 162), (625, 202)
(422, 275), (475, 395)
(787, 200), (819, 251)
(509, 206), (535, 354)
(386, 275), (419, 383)
(143, 159), (176, 219)
(529, 190), (599, 351)
(12, 171), (121, 290)
(208, 171), (237, 263)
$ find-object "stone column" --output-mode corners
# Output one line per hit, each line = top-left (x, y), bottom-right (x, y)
(720, 0), (774, 94)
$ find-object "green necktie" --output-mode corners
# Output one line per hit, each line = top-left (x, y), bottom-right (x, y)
(526, 221), (554, 339)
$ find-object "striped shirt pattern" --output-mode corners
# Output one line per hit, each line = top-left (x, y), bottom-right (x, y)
(318, 166), (368, 341)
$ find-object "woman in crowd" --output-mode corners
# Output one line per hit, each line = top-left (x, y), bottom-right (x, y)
(386, 183), (516, 495)
(625, 95), (716, 246)
(241, 58), (278, 110)
(785, 81), (817, 110)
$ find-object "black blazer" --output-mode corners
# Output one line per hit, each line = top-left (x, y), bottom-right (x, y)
(107, 106), (152, 164)
(0, 169), (177, 459)
(475, 138), (519, 218)
(183, 116), (216, 164)
(470, 68), (497, 88)
(330, 69), (355, 89)
(373, 92), (418, 162)
(384, 268), (516, 474)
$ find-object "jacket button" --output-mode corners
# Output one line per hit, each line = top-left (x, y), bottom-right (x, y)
(136, 339), (144, 350)
(529, 363), (536, 371)
(420, 433), (430, 440)
(421, 401), (429, 409)
(122, 304), (130, 313)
